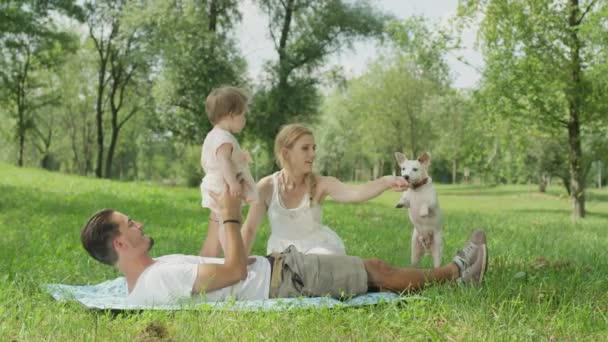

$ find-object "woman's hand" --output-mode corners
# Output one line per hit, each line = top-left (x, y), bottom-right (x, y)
(384, 175), (409, 192)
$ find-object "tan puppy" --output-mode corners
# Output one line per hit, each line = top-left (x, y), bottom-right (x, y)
(394, 152), (443, 268)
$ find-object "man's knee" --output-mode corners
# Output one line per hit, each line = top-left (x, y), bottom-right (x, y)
(363, 258), (390, 273)
(363, 258), (392, 290)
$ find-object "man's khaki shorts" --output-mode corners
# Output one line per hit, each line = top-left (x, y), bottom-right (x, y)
(269, 246), (368, 299)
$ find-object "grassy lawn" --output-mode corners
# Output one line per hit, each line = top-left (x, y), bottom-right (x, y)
(1, 163), (606, 340)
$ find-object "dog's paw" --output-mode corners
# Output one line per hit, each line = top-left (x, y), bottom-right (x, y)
(395, 203), (404, 209)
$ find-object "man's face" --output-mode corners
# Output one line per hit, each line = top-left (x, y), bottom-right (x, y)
(112, 211), (154, 254)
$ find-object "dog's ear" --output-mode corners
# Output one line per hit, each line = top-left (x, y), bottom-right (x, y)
(394, 152), (407, 164)
(418, 152), (431, 168)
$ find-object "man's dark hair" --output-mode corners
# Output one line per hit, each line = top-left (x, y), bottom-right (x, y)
(80, 209), (120, 266)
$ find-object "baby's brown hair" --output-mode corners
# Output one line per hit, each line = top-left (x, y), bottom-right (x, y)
(205, 86), (249, 124)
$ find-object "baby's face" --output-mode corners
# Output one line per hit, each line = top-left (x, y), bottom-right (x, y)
(231, 110), (247, 133)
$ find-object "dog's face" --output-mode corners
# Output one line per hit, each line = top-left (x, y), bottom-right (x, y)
(394, 152), (430, 184)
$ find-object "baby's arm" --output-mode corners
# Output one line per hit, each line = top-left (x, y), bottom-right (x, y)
(216, 143), (241, 195)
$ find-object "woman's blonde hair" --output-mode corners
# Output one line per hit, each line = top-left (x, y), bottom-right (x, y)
(274, 123), (318, 206)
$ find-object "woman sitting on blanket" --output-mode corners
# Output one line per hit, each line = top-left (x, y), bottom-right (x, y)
(200, 123), (408, 256)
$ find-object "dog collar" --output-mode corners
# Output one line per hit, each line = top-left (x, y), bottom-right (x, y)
(411, 177), (429, 190)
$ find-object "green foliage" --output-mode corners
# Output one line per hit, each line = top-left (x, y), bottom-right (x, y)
(0, 1), (81, 166)
(249, 76), (320, 151)
(126, 0), (247, 144)
(249, 0), (389, 152)
(1, 164), (607, 339)
(0, 0), (85, 35)
(386, 16), (452, 89)
(458, 0), (608, 217)
(316, 17), (473, 182)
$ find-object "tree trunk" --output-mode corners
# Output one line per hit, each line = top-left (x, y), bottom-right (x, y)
(599, 162), (603, 188)
(94, 49), (107, 178)
(452, 159), (457, 184)
(41, 154), (51, 170)
(105, 128), (119, 179)
(538, 173), (547, 193)
(18, 127), (25, 167)
(94, 68), (105, 178)
(567, 0), (585, 218)
(208, 0), (218, 32)
(84, 121), (93, 175)
(276, 0), (294, 122)
(567, 116), (585, 218)
(16, 58), (29, 167)
(90, 23), (116, 178)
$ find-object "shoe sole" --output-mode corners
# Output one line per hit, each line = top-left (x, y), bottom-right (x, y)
(477, 243), (488, 284)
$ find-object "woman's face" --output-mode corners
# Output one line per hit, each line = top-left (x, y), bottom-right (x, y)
(285, 134), (316, 174)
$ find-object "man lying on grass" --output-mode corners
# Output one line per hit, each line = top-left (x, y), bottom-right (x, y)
(80, 183), (489, 306)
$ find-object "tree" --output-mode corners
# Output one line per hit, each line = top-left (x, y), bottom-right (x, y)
(431, 90), (482, 184)
(526, 135), (570, 193)
(54, 44), (97, 175)
(458, 0), (608, 218)
(86, 0), (120, 178)
(104, 30), (152, 179)
(250, 0), (388, 152)
(127, 0), (246, 144)
(86, 0), (153, 178)
(0, 0), (82, 166)
(315, 16), (458, 181)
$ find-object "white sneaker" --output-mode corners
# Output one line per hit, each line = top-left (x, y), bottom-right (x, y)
(453, 230), (488, 285)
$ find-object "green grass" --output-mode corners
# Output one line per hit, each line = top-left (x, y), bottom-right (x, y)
(1, 163), (607, 340)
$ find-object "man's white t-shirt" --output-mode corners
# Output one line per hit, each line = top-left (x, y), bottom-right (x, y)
(127, 255), (271, 305)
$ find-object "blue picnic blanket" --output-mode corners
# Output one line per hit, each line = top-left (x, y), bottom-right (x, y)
(45, 277), (427, 311)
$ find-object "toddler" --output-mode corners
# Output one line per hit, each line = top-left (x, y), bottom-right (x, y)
(199, 86), (257, 255)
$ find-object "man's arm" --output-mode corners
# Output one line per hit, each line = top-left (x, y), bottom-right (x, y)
(241, 177), (272, 255)
(198, 219), (222, 257)
(193, 183), (248, 294)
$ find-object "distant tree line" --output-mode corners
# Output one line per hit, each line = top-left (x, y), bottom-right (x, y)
(1, 0), (606, 218)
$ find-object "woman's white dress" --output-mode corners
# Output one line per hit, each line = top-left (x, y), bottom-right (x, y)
(266, 172), (346, 255)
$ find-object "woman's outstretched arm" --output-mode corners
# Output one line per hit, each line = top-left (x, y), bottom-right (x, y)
(320, 175), (407, 203)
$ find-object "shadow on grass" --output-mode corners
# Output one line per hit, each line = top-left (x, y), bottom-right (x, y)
(586, 191), (608, 202)
(513, 207), (608, 219)
(1, 183), (201, 222)
(438, 186), (536, 197)
(440, 186), (608, 206)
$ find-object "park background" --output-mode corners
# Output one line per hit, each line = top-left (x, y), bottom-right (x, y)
(1, 0), (607, 340)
